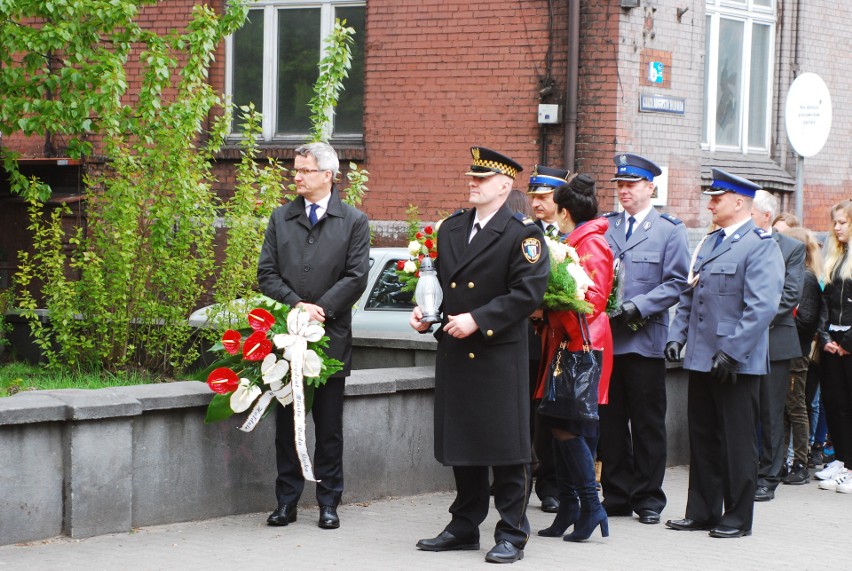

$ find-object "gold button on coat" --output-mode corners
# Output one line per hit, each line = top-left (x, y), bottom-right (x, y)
(450, 282), (457, 288)
(468, 282), (475, 288)
(468, 353), (475, 359)
(486, 330), (494, 337)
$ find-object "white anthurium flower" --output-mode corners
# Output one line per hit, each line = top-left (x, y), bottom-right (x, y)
(566, 263), (594, 300)
(303, 349), (323, 378)
(261, 353), (289, 384)
(403, 260), (417, 273)
(408, 240), (422, 256)
(286, 307), (324, 342)
(231, 378), (262, 413)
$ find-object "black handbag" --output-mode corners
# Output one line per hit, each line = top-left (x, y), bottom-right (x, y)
(537, 313), (602, 421)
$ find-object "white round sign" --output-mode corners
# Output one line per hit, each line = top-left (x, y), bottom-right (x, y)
(785, 73), (832, 158)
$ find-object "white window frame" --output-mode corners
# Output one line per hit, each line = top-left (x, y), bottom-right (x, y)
(224, 0), (365, 142)
(703, 0), (775, 154)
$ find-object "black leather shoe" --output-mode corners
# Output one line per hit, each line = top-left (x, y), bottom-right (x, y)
(540, 496), (560, 513)
(637, 509), (661, 524)
(709, 525), (752, 538)
(416, 531), (480, 552)
(603, 504), (632, 517)
(754, 486), (775, 502)
(318, 506), (339, 529)
(484, 540), (524, 564)
(266, 504), (297, 526)
(665, 518), (711, 531)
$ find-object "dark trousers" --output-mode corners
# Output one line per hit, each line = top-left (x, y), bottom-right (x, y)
(821, 352), (852, 464)
(531, 355), (557, 499)
(757, 359), (792, 490)
(445, 464), (531, 548)
(685, 371), (759, 531)
(274, 377), (345, 507)
(784, 355), (811, 466)
(599, 353), (667, 514)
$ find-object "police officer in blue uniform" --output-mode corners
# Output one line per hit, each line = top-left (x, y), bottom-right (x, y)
(411, 147), (550, 564)
(664, 168), (784, 538)
(601, 153), (689, 525)
(528, 165), (570, 238)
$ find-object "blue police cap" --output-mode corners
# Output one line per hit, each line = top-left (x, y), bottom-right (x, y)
(528, 164), (571, 195)
(704, 168), (761, 198)
(465, 146), (523, 179)
(611, 153), (662, 182)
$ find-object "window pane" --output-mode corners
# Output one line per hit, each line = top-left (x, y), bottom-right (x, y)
(365, 261), (415, 310)
(715, 19), (743, 147)
(277, 8), (321, 136)
(333, 6), (365, 136)
(231, 9), (265, 132)
(748, 23), (770, 148)
(703, 14), (712, 144)
(753, 0), (772, 7)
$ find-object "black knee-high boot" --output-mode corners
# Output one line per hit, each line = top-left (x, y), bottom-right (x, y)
(560, 437), (609, 542)
(538, 438), (580, 537)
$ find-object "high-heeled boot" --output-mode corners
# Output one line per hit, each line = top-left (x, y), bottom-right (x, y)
(560, 437), (609, 542)
(538, 438), (580, 537)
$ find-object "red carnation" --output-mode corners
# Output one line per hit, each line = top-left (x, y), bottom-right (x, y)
(430, 251), (438, 259)
(396, 259), (405, 271)
(416, 232), (423, 240)
(424, 239), (434, 250)
(424, 226), (433, 235)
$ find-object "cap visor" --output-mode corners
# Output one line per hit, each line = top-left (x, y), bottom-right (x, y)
(465, 170), (499, 178)
(527, 187), (555, 195)
(610, 175), (646, 182)
(702, 188), (728, 196)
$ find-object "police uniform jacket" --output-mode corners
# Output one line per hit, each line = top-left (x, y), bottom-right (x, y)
(767, 232), (805, 360)
(257, 187), (371, 376)
(432, 204), (549, 466)
(668, 220), (784, 375)
(604, 209), (690, 358)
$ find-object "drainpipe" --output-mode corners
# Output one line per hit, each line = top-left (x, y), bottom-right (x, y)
(563, 0), (580, 172)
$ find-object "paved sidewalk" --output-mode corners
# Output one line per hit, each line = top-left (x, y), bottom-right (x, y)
(1, 466), (847, 570)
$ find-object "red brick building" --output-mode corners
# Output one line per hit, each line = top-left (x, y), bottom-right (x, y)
(2, 0), (849, 280)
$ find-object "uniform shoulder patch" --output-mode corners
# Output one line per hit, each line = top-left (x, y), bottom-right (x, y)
(754, 227), (773, 239)
(602, 211), (620, 218)
(521, 237), (543, 263)
(512, 212), (535, 225)
(660, 213), (682, 225)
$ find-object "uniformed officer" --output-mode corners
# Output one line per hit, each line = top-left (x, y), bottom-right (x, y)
(664, 168), (784, 538)
(527, 164), (571, 514)
(410, 147), (550, 564)
(601, 153), (689, 525)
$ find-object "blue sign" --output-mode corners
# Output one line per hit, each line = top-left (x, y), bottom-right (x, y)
(648, 62), (664, 84)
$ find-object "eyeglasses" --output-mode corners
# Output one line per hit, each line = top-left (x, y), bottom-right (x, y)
(290, 168), (323, 177)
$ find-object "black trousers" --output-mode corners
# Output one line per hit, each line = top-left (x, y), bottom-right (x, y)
(445, 464), (531, 548)
(757, 359), (792, 490)
(530, 358), (557, 500)
(274, 377), (345, 508)
(685, 371), (759, 531)
(599, 353), (667, 514)
(821, 352), (852, 464)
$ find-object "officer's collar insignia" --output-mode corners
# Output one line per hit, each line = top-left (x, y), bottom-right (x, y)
(522, 238), (542, 263)
(643, 220), (652, 230)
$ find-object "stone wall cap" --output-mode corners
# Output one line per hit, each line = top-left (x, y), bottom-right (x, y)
(111, 381), (213, 411)
(38, 388), (143, 420)
(352, 331), (437, 350)
(346, 366), (435, 396)
(0, 392), (68, 425)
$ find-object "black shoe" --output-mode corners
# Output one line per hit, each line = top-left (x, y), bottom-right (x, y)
(603, 504), (632, 517)
(754, 486), (774, 502)
(540, 496), (560, 513)
(318, 506), (340, 529)
(665, 518), (711, 531)
(416, 531), (480, 552)
(782, 462), (810, 485)
(637, 509), (661, 524)
(266, 504), (297, 526)
(709, 525), (752, 538)
(484, 540), (523, 564)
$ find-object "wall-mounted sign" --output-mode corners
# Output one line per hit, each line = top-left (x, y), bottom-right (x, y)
(639, 94), (685, 115)
(648, 62), (664, 84)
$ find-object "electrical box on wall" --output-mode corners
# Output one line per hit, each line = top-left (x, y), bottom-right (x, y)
(538, 104), (562, 125)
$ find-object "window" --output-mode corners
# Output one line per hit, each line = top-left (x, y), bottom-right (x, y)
(365, 260), (415, 311)
(703, 0), (775, 153)
(227, 0), (365, 142)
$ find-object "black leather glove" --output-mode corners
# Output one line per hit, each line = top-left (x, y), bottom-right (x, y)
(664, 341), (682, 362)
(619, 301), (640, 322)
(710, 350), (739, 384)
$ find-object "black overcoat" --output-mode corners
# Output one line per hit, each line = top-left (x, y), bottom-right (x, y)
(433, 204), (549, 466)
(257, 187), (370, 376)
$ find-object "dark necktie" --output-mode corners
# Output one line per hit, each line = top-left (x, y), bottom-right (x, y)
(308, 203), (319, 227)
(625, 216), (636, 241)
(712, 230), (725, 250)
(469, 222), (481, 243)
(545, 224), (557, 238)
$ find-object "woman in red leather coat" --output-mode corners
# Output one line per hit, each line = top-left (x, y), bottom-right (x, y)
(535, 173), (614, 542)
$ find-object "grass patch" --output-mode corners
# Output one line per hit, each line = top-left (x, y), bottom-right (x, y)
(0, 361), (172, 397)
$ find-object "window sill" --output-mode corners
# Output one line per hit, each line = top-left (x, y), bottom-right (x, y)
(216, 138), (366, 162)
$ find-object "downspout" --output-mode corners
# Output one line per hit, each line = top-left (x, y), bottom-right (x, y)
(563, 0), (580, 172)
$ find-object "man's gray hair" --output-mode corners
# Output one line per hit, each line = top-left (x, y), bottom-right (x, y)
(295, 142), (340, 177)
(753, 189), (777, 218)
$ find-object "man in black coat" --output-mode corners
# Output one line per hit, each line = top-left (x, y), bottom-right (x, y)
(257, 142), (370, 530)
(411, 147), (549, 564)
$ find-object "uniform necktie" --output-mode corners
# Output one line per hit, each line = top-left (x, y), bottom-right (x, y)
(308, 203), (319, 227)
(712, 230), (725, 250)
(545, 224), (557, 238)
(625, 216), (636, 241)
(469, 222), (481, 243)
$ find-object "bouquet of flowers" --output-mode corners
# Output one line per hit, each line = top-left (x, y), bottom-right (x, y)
(541, 236), (594, 314)
(199, 297), (342, 428)
(395, 225), (438, 292)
